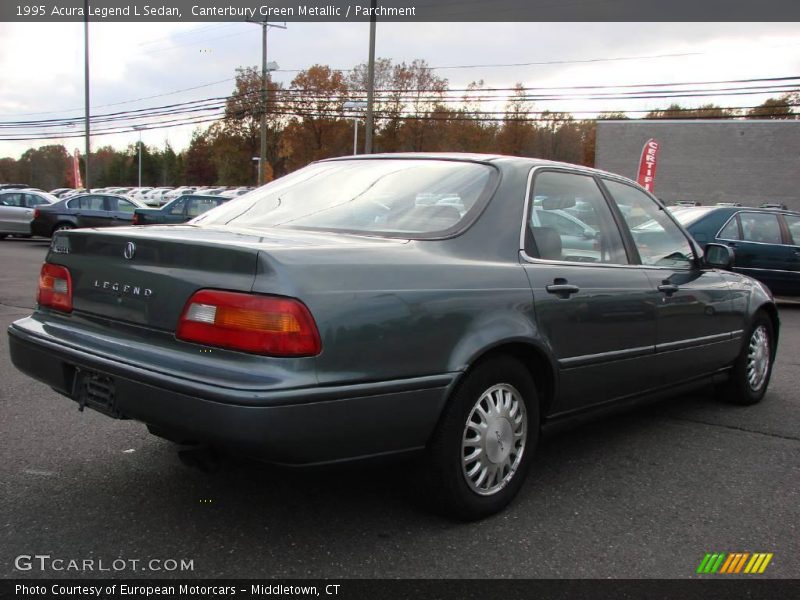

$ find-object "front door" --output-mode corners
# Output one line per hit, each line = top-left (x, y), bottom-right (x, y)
(522, 169), (658, 415)
(601, 178), (740, 382)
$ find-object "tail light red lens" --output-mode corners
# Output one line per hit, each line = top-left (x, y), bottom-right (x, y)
(33, 208), (40, 219)
(177, 290), (321, 357)
(37, 263), (72, 312)
(132, 213), (140, 225)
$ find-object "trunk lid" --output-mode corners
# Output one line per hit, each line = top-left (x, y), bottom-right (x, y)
(47, 225), (404, 331)
(48, 226), (263, 331)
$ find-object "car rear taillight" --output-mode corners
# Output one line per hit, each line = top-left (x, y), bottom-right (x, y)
(37, 263), (72, 313)
(33, 208), (40, 219)
(132, 213), (141, 225)
(177, 290), (321, 357)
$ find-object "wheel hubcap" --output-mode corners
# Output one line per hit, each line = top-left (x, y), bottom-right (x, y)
(461, 383), (527, 496)
(746, 325), (770, 391)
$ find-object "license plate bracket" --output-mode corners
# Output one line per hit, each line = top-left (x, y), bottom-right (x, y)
(73, 369), (124, 419)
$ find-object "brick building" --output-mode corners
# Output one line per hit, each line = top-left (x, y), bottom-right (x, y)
(595, 120), (800, 211)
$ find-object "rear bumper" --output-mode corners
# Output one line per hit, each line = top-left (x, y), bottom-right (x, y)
(8, 319), (453, 465)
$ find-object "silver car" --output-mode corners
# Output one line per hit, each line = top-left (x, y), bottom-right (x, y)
(0, 189), (58, 238)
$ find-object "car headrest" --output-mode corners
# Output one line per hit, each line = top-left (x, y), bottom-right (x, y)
(531, 226), (562, 260)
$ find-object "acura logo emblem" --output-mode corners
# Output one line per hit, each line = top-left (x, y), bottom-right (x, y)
(123, 242), (136, 260)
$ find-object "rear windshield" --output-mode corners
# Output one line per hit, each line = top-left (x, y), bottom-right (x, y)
(193, 159), (496, 237)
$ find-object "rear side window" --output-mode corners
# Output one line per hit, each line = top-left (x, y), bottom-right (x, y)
(528, 171), (627, 264)
(718, 215), (740, 240)
(74, 195), (105, 211)
(785, 215), (800, 245)
(168, 198), (187, 215)
(604, 179), (695, 268)
(739, 212), (782, 244)
(24, 194), (49, 207)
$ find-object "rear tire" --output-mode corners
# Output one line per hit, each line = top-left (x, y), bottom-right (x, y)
(425, 356), (539, 521)
(719, 312), (775, 405)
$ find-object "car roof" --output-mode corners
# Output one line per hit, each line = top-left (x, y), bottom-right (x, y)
(320, 152), (638, 182)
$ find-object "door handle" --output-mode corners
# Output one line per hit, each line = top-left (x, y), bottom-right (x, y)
(546, 278), (580, 299)
(657, 281), (679, 296)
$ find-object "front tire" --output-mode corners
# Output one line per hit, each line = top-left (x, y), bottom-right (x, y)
(425, 357), (539, 520)
(720, 312), (775, 405)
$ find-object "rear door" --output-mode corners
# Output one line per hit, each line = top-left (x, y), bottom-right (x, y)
(601, 178), (740, 382)
(522, 169), (658, 414)
(106, 196), (138, 226)
(163, 197), (189, 223)
(75, 195), (111, 228)
(777, 213), (800, 295)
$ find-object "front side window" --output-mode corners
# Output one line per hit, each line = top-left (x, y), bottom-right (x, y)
(115, 199), (136, 214)
(528, 171), (627, 264)
(739, 212), (782, 244)
(187, 198), (218, 217)
(194, 159), (496, 238)
(604, 179), (695, 268)
(0, 193), (23, 207)
(785, 215), (800, 245)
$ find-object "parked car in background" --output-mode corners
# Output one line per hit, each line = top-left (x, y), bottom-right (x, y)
(219, 187), (253, 198)
(143, 187), (176, 206)
(9, 154), (779, 520)
(0, 189), (58, 239)
(31, 193), (146, 237)
(133, 194), (232, 225)
(663, 205), (800, 296)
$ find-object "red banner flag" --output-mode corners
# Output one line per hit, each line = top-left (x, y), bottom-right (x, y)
(636, 138), (660, 193)
(72, 149), (83, 189)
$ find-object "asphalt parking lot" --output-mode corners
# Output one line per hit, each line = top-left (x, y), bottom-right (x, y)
(1, 238), (798, 579)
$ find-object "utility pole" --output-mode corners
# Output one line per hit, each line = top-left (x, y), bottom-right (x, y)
(248, 19), (285, 185)
(83, 0), (90, 189)
(364, 0), (377, 154)
(133, 125), (144, 187)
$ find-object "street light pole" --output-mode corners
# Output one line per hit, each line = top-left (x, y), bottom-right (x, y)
(344, 101), (367, 156)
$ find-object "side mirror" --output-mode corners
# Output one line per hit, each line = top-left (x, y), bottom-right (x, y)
(703, 243), (734, 269)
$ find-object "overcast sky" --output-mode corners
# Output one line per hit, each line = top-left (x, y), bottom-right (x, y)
(1, 21), (798, 158)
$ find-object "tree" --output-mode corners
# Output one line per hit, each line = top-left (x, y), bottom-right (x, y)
(747, 93), (798, 119)
(496, 84), (537, 156)
(15, 145), (70, 189)
(0, 157), (20, 183)
(280, 65), (352, 171)
(183, 130), (217, 185)
(223, 66), (285, 180)
(647, 103), (737, 119)
(391, 59), (449, 152)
